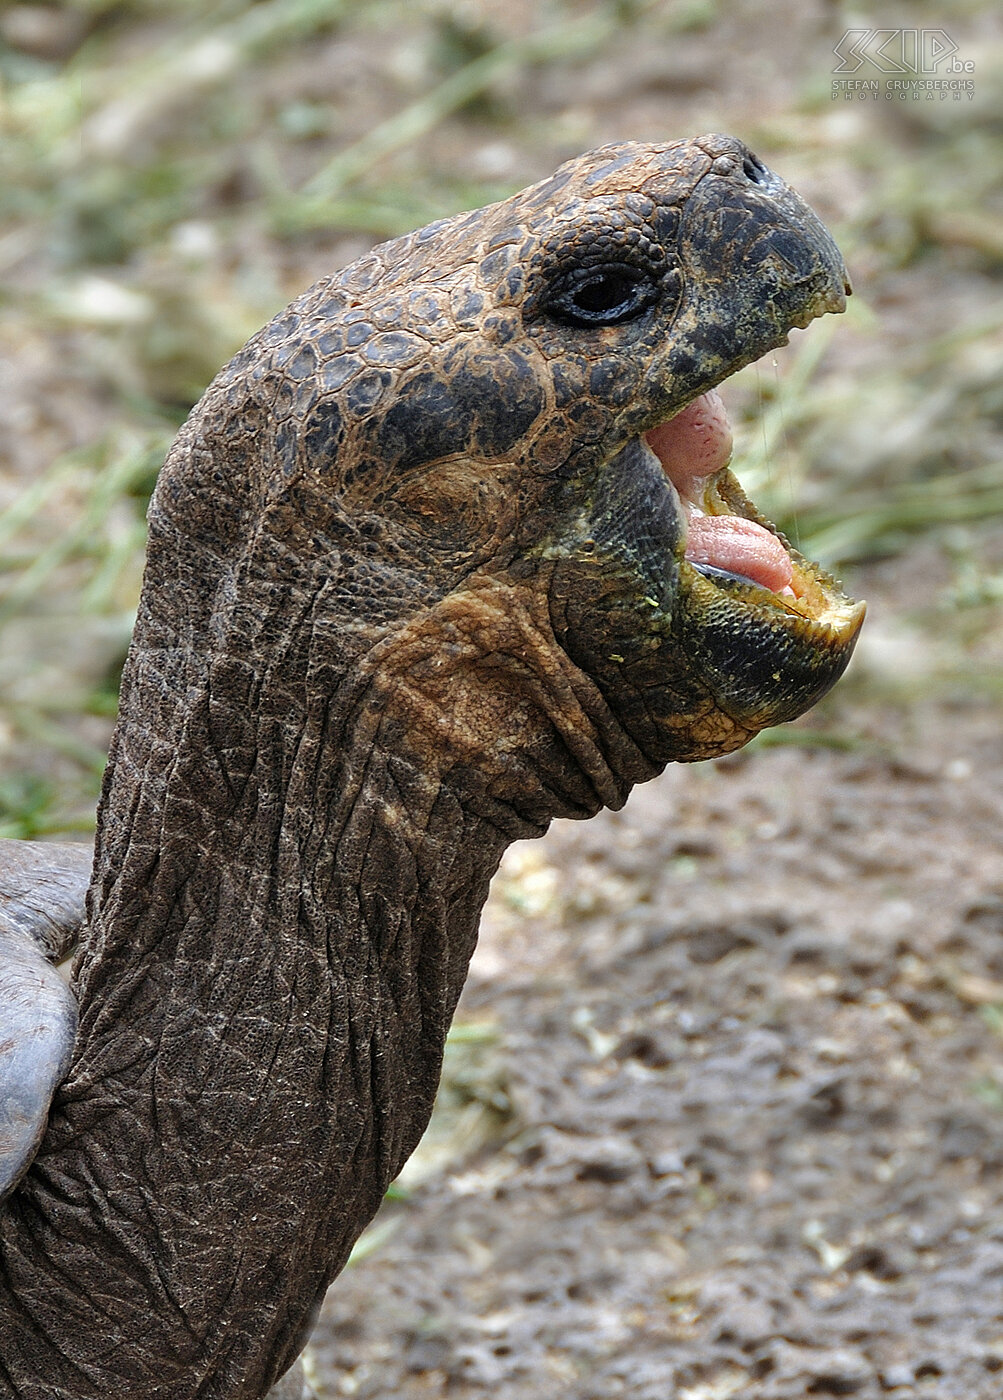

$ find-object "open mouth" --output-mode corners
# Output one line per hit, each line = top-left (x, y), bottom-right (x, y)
(643, 385), (865, 642)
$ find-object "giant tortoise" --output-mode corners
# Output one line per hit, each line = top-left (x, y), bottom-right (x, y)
(0, 135), (862, 1398)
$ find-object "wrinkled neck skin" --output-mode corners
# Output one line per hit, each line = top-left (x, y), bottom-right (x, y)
(0, 443), (654, 1398)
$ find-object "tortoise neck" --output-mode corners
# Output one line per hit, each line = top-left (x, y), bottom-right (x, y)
(2, 524), (650, 1397)
(12, 627), (510, 1395)
(0, 475), (654, 1395)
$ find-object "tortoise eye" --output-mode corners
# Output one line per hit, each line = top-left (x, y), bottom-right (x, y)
(546, 265), (657, 328)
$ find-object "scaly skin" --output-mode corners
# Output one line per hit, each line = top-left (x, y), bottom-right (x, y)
(0, 135), (862, 1399)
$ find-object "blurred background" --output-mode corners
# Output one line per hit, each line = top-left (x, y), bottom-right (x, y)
(1, 2), (1001, 1396)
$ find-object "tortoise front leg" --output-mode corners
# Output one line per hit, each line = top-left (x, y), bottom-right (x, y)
(0, 839), (91, 1202)
(0, 924), (78, 1199)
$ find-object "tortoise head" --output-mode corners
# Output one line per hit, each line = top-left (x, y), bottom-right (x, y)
(153, 133), (863, 801)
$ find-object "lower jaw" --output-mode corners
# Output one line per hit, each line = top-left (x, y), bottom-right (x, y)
(679, 577), (864, 731)
(668, 465), (865, 736)
(634, 377), (865, 694)
(612, 571), (865, 768)
(682, 464), (865, 637)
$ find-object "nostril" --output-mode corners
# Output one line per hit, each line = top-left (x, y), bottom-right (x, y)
(742, 152), (767, 184)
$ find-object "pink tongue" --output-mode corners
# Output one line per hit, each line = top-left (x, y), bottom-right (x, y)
(684, 514), (793, 594)
(644, 390), (793, 595)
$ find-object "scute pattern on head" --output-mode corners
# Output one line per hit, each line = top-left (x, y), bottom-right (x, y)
(176, 138), (828, 515)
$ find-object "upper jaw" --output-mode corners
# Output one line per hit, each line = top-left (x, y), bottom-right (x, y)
(651, 149), (853, 442)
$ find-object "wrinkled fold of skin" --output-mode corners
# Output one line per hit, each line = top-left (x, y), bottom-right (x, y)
(0, 135), (863, 1399)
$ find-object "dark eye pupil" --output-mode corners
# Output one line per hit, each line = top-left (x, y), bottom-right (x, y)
(572, 272), (635, 314)
(544, 263), (656, 329)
